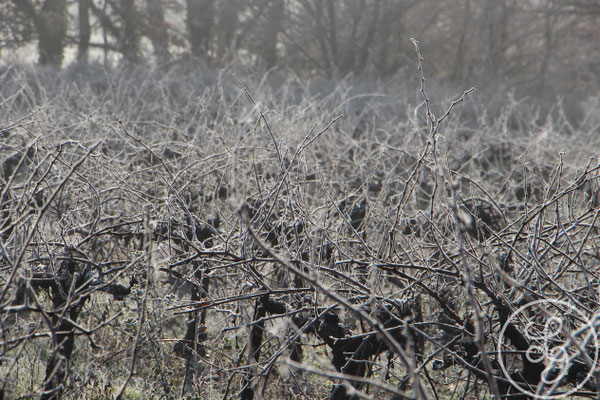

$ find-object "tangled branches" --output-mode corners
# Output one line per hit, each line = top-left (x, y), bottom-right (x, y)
(1, 60), (600, 399)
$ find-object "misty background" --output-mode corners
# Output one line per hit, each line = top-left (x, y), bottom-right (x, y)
(1, 0), (599, 117)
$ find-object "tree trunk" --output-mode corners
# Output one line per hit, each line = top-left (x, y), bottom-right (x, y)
(38, 0), (67, 66)
(355, 1), (380, 74)
(145, 0), (170, 63)
(325, 0), (338, 62)
(218, 0), (239, 60)
(481, 0), (511, 80)
(262, 1), (284, 67)
(186, 0), (215, 59)
(302, 0), (333, 75)
(451, 0), (471, 85)
(119, 0), (140, 64)
(12, 0), (67, 66)
(78, 0), (91, 61)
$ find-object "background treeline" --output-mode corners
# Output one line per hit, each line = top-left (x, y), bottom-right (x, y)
(1, 0), (599, 103)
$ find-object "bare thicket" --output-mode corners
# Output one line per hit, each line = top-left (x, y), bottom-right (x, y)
(1, 40), (600, 400)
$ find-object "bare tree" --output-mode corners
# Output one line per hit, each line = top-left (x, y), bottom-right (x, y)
(261, 0), (284, 68)
(0, 3), (34, 55)
(118, 0), (141, 64)
(87, 0), (141, 65)
(480, 0), (513, 81)
(217, 0), (240, 60)
(11, 0), (67, 66)
(145, 0), (170, 63)
(77, 0), (91, 61)
(186, 0), (215, 59)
